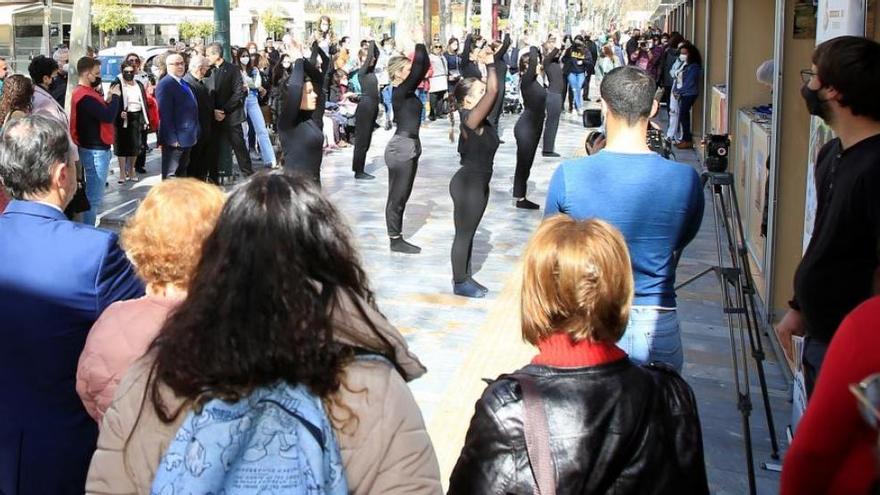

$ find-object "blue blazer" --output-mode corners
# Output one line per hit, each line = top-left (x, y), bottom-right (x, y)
(0, 200), (144, 494)
(156, 75), (200, 148)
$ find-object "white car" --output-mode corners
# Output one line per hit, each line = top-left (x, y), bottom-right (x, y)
(97, 42), (169, 92)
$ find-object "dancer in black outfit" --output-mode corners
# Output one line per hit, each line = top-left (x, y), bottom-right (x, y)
(512, 46), (546, 210)
(459, 34), (482, 79)
(542, 41), (564, 157)
(278, 41), (329, 185)
(351, 40), (380, 180)
(448, 46), (502, 298)
(487, 33), (511, 131)
(384, 43), (430, 254)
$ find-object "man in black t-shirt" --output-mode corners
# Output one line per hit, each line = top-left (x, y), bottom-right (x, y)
(775, 36), (880, 395)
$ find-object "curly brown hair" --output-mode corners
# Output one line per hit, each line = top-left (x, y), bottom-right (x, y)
(146, 171), (387, 423)
(0, 75), (34, 126)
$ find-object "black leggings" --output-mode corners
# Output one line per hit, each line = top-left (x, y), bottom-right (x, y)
(513, 112), (543, 198)
(353, 96), (379, 173)
(384, 134), (421, 237)
(543, 92), (562, 153)
(450, 167), (491, 283)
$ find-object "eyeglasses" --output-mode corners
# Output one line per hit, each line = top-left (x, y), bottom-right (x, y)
(850, 373), (880, 430)
(800, 69), (816, 84)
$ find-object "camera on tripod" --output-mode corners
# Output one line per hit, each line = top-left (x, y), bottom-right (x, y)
(647, 127), (674, 159)
(703, 134), (731, 172)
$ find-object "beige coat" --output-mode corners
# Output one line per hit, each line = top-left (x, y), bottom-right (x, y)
(85, 291), (442, 495)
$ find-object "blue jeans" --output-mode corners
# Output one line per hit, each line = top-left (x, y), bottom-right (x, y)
(417, 88), (428, 122)
(79, 147), (111, 227)
(243, 91), (275, 166)
(381, 84), (393, 122)
(567, 72), (585, 111)
(618, 307), (684, 372)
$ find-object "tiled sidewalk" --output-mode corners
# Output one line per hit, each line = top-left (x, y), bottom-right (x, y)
(99, 104), (790, 494)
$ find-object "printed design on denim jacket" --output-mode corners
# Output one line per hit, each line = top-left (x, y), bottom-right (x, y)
(151, 382), (348, 495)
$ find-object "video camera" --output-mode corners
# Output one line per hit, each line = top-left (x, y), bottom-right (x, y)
(703, 134), (731, 172)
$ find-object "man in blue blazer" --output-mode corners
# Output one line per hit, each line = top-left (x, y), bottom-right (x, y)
(0, 116), (144, 494)
(156, 52), (200, 178)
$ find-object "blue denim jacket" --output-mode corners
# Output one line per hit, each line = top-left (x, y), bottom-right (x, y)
(676, 63), (702, 97)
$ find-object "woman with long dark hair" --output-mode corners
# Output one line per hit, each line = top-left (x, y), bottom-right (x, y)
(110, 60), (150, 183)
(0, 75), (34, 130)
(512, 46), (546, 210)
(235, 47), (277, 169)
(351, 40), (380, 180)
(86, 171), (442, 493)
(383, 43), (430, 254)
(672, 42), (703, 150)
(446, 45), (503, 298)
(278, 40), (330, 183)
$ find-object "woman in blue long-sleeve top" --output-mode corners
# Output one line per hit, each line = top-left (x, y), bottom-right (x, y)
(672, 42), (702, 150)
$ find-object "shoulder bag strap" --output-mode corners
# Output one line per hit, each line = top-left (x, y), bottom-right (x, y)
(510, 373), (556, 495)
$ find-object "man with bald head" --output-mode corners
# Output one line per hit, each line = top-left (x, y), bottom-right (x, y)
(155, 52), (200, 178)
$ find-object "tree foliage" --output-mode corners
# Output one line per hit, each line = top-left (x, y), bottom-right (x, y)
(260, 7), (287, 39)
(179, 20), (215, 42)
(93, 0), (135, 43)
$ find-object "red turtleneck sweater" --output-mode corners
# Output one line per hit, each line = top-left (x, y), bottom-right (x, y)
(532, 333), (627, 368)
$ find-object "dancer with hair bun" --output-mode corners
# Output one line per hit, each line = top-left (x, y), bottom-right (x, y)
(384, 42), (430, 254)
(447, 44), (503, 297)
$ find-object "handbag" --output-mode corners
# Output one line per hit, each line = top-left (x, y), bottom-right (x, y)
(510, 373), (556, 495)
(65, 161), (91, 215)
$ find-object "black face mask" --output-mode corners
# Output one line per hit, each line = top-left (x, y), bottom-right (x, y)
(91, 76), (102, 88)
(801, 83), (830, 122)
(122, 72), (134, 82)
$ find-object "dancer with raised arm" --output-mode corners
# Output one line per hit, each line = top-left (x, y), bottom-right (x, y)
(542, 39), (564, 157)
(459, 33), (481, 79)
(278, 40), (329, 185)
(448, 45), (503, 298)
(383, 42), (429, 254)
(487, 33), (511, 130)
(351, 39), (380, 180)
(512, 46), (546, 209)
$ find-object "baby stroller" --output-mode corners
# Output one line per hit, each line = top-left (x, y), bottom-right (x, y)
(503, 73), (522, 114)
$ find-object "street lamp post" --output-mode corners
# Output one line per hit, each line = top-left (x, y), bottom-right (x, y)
(214, 0), (231, 60)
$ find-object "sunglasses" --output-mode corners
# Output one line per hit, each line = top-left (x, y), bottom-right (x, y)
(851, 374), (880, 429)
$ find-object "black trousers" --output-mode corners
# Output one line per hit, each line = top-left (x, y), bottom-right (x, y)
(216, 122), (254, 177)
(188, 135), (214, 181)
(384, 134), (421, 238)
(352, 96), (379, 174)
(450, 167), (491, 282)
(543, 92), (563, 153)
(583, 71), (593, 100)
(161, 146), (192, 179)
(513, 112), (543, 198)
(489, 82), (506, 129)
(428, 91), (447, 120)
(135, 131), (148, 171)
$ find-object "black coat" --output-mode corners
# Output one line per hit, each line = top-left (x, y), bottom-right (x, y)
(207, 60), (246, 126)
(448, 359), (709, 495)
(183, 73), (214, 141)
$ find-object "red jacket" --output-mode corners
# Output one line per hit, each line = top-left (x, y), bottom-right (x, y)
(781, 296), (880, 495)
(70, 85), (115, 147)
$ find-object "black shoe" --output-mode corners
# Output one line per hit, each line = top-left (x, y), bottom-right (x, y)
(516, 198), (540, 210)
(542, 151), (561, 157)
(453, 279), (486, 298)
(468, 277), (489, 294)
(498, 139), (505, 144)
(384, 121), (392, 131)
(390, 237), (421, 254)
(135, 167), (147, 173)
(354, 172), (375, 180)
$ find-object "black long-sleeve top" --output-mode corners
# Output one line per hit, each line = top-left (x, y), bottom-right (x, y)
(458, 54), (502, 171)
(793, 134), (880, 342)
(520, 47), (546, 117)
(543, 47), (564, 94)
(493, 34), (511, 79)
(75, 94), (120, 150)
(357, 41), (380, 99)
(460, 35), (481, 79)
(391, 43), (429, 136)
(278, 46), (327, 173)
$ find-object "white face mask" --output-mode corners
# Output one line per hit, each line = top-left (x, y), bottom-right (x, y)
(151, 66), (161, 77)
(679, 54), (688, 62)
(282, 61), (291, 69)
(62, 63), (69, 72)
(240, 56), (250, 65)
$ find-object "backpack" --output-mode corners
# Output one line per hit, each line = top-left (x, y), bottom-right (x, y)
(151, 382), (348, 495)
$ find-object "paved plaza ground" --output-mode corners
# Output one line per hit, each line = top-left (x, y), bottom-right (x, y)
(98, 104), (791, 494)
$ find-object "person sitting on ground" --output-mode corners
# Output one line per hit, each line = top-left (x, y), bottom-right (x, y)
(76, 179), (225, 422)
(86, 171), (442, 494)
(545, 66), (704, 372)
(448, 215), (709, 494)
(0, 115), (144, 495)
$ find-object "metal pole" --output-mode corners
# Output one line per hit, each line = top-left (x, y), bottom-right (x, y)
(424, 0), (432, 43)
(214, 0), (231, 60)
(481, 0), (492, 37)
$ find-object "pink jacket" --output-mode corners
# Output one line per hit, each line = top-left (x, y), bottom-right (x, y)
(76, 296), (180, 422)
(32, 85), (78, 161)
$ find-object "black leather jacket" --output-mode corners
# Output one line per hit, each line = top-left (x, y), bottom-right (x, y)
(448, 358), (709, 495)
